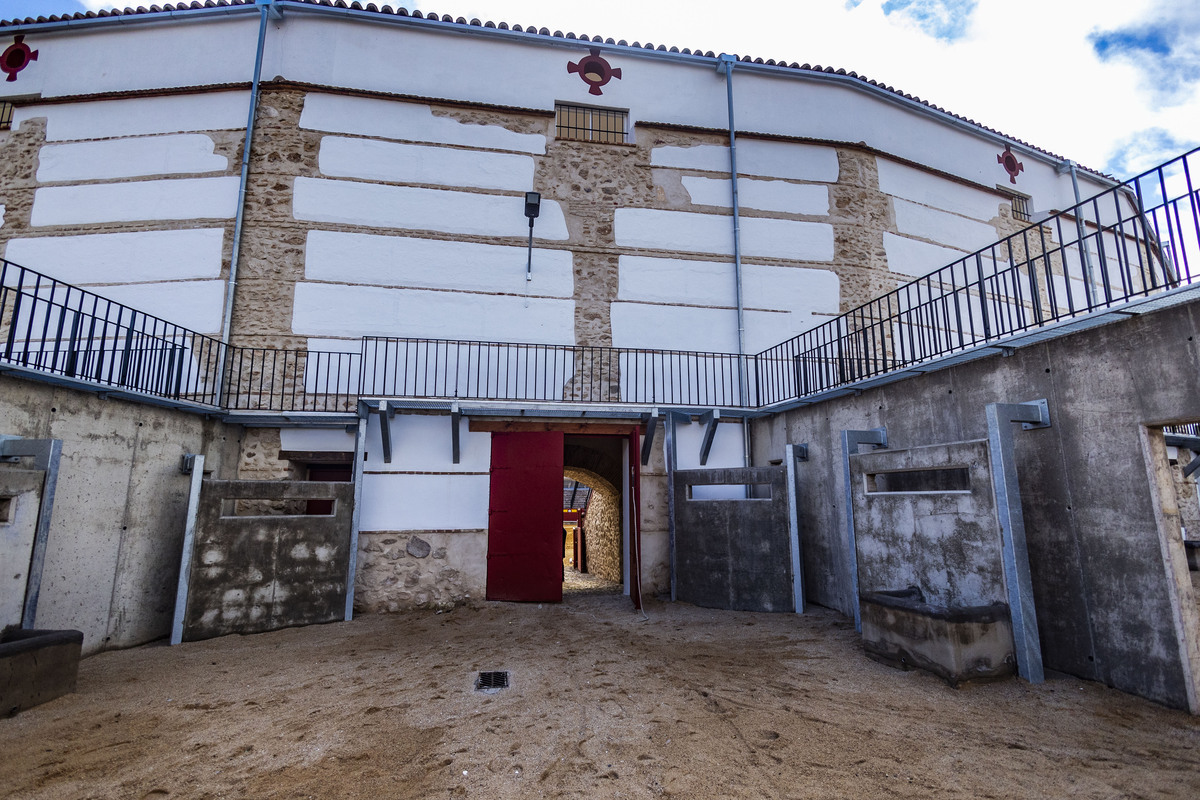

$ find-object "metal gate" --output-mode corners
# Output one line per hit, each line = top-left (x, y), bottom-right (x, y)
(671, 465), (800, 612)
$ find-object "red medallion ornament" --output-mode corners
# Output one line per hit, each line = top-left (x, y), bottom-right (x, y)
(568, 48), (622, 96)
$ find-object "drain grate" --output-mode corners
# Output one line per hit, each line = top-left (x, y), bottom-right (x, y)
(475, 671), (509, 692)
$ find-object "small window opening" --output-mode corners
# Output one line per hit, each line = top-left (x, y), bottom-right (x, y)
(866, 467), (971, 494)
(0, 102), (13, 131)
(1000, 188), (1032, 223)
(555, 103), (627, 144)
(0, 496), (12, 523)
(685, 483), (773, 500)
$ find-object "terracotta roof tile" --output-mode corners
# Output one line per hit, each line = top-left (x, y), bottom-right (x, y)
(0, 0), (1105, 176)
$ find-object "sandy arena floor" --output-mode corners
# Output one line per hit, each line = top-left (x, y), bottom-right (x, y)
(3, 589), (1199, 799)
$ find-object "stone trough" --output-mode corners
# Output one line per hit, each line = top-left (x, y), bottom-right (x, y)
(860, 587), (1015, 687)
(0, 628), (83, 716)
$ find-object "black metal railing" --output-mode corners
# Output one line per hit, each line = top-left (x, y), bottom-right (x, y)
(3, 147), (1197, 414)
(360, 337), (751, 407)
(221, 345), (359, 412)
(755, 147), (1200, 405)
(0, 259), (225, 404)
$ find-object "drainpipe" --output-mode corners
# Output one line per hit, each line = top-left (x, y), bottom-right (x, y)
(216, 0), (274, 401)
(718, 54), (752, 468)
(1057, 159), (1096, 309)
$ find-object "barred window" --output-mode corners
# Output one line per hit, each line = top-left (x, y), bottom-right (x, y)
(1007, 190), (1032, 223)
(555, 103), (627, 144)
(0, 101), (13, 131)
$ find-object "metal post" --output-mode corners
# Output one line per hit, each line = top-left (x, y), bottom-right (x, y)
(170, 454), (205, 645)
(344, 409), (369, 621)
(785, 443), (807, 614)
(841, 427), (887, 631)
(985, 399), (1049, 683)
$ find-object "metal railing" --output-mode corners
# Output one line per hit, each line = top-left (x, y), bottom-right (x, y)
(755, 147), (1200, 405)
(0, 259), (225, 404)
(3, 147), (1197, 414)
(222, 345), (359, 412)
(360, 337), (751, 407)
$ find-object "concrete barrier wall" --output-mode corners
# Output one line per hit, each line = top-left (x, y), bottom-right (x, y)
(0, 376), (241, 654)
(849, 440), (1005, 609)
(673, 466), (794, 612)
(181, 479), (355, 641)
(754, 300), (1200, 709)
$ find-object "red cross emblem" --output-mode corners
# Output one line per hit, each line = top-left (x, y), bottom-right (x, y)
(568, 48), (622, 96)
(1, 35), (38, 83)
(997, 145), (1024, 184)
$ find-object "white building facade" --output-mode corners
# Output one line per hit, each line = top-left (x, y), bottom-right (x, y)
(0, 0), (1120, 620)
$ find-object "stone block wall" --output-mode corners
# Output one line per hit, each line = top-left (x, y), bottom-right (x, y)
(355, 531), (487, 612)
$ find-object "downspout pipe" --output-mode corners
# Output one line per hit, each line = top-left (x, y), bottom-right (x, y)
(718, 53), (752, 469)
(216, 0), (273, 402)
(1057, 159), (1096, 308)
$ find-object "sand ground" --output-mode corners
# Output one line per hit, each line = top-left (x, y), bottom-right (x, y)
(3, 584), (1199, 800)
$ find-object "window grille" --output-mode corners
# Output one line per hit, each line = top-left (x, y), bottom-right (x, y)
(555, 103), (627, 143)
(0, 102), (13, 131)
(1010, 192), (1031, 222)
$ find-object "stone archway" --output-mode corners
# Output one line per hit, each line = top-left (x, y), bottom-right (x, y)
(564, 434), (624, 585)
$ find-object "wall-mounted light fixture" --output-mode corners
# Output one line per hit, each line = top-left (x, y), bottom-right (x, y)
(524, 191), (541, 282)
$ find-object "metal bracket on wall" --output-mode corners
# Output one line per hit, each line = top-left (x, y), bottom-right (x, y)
(986, 399), (1050, 684)
(641, 409), (660, 466)
(377, 400), (394, 464)
(0, 435), (64, 629)
(785, 443), (807, 614)
(698, 409), (720, 466)
(170, 453), (206, 645)
(841, 427), (887, 632)
(450, 402), (462, 465)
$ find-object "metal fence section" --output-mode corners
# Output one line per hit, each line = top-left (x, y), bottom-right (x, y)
(360, 337), (751, 407)
(755, 147), (1200, 405)
(220, 345), (360, 412)
(0, 259), (224, 405)
(2, 147), (1197, 414)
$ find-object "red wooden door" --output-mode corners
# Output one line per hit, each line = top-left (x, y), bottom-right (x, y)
(487, 431), (565, 602)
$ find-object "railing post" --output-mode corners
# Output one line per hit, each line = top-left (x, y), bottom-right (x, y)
(975, 253), (992, 341)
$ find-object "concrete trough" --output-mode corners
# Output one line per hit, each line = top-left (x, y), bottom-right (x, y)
(0, 628), (84, 716)
(860, 588), (1014, 687)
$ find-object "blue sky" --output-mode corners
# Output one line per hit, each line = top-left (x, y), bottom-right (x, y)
(3, 0), (1197, 178)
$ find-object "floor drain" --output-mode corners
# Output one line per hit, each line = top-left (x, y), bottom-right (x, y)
(476, 671), (509, 693)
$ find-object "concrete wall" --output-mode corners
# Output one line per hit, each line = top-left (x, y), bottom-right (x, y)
(673, 465), (794, 612)
(753, 299), (1200, 709)
(0, 376), (240, 655)
(849, 440), (1005, 609)
(182, 478), (355, 641)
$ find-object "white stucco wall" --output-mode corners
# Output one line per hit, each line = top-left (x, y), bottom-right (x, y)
(614, 209), (834, 261)
(357, 414), (492, 532)
(1, 11), (1113, 213)
(300, 92), (546, 154)
(317, 136), (536, 191)
(292, 177), (569, 239)
(681, 176), (830, 216)
(292, 282), (575, 343)
(13, 91), (251, 141)
(36, 134), (228, 182)
(4, 229), (226, 283)
(304, 230), (573, 297)
(30, 177), (240, 226)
